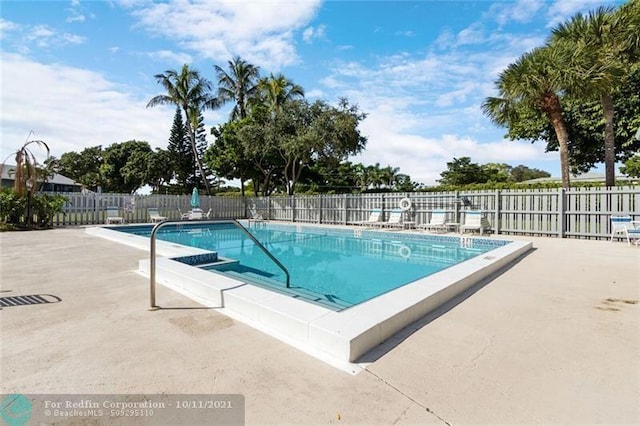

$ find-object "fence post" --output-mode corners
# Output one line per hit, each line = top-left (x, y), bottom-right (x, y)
(453, 190), (459, 223)
(318, 195), (322, 224)
(558, 187), (566, 238)
(291, 195), (296, 223)
(494, 189), (500, 235)
(343, 194), (348, 225)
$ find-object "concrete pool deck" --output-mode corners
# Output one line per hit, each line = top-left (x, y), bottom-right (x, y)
(1, 227), (639, 424)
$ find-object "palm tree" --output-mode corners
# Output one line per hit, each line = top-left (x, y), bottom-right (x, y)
(257, 73), (305, 112)
(482, 45), (572, 188)
(1, 132), (50, 197)
(551, 7), (626, 187)
(147, 64), (216, 194)
(617, 0), (640, 60)
(214, 56), (260, 120)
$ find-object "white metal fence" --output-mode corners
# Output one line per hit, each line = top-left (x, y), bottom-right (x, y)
(46, 186), (638, 240)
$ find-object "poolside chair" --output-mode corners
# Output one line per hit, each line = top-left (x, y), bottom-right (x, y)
(610, 215), (640, 245)
(148, 207), (167, 223)
(105, 206), (124, 224)
(356, 208), (382, 226)
(626, 228), (640, 246)
(189, 208), (204, 219)
(370, 209), (404, 229)
(459, 210), (491, 235)
(248, 210), (267, 226)
(417, 210), (447, 233)
(610, 215), (634, 241)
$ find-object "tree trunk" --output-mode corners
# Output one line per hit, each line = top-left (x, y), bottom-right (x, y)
(183, 106), (211, 195)
(601, 93), (616, 187)
(546, 96), (571, 188)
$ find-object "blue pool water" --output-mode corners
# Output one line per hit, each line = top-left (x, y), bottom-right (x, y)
(113, 222), (508, 309)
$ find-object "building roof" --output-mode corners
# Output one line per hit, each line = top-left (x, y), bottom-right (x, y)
(1, 164), (80, 186)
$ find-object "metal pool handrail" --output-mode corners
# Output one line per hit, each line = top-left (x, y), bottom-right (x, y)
(149, 219), (291, 309)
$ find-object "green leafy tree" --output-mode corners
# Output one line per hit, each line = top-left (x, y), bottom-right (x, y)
(101, 140), (153, 193)
(482, 163), (513, 183)
(510, 165), (551, 182)
(439, 157), (487, 185)
(56, 146), (104, 190)
(272, 99), (367, 195)
(620, 155), (640, 178)
(483, 45), (572, 187)
(206, 120), (258, 196)
(145, 149), (174, 193)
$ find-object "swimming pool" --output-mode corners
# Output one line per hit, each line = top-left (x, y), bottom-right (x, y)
(88, 222), (531, 370)
(113, 222), (508, 310)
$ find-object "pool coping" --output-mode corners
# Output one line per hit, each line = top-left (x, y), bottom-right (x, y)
(86, 223), (532, 373)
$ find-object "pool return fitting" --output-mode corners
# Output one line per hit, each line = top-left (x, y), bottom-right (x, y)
(149, 219), (291, 310)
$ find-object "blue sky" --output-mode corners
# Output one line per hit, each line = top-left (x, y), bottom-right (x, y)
(0, 0), (626, 186)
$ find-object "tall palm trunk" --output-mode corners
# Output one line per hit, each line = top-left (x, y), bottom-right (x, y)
(543, 94), (571, 188)
(601, 93), (616, 187)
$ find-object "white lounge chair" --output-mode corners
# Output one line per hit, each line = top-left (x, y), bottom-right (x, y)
(626, 228), (640, 246)
(417, 210), (447, 233)
(105, 206), (124, 224)
(148, 207), (167, 223)
(460, 210), (491, 235)
(356, 208), (382, 226)
(610, 215), (640, 245)
(370, 209), (404, 229)
(180, 208), (211, 220)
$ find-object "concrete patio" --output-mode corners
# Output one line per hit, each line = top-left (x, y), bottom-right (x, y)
(1, 227), (638, 424)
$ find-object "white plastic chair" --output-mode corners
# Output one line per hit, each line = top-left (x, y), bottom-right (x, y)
(370, 209), (404, 229)
(610, 215), (639, 245)
(460, 210), (491, 235)
(417, 210), (447, 233)
(356, 208), (382, 226)
(148, 207), (167, 223)
(105, 207), (124, 224)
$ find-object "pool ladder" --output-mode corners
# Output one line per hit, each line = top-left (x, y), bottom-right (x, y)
(149, 219), (291, 309)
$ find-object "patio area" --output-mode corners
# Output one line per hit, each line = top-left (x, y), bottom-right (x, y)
(1, 227), (638, 424)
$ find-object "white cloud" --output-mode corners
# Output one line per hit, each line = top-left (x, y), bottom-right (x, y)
(355, 111), (557, 185)
(456, 23), (485, 46)
(7, 24), (87, 49)
(66, 13), (86, 23)
(108, 46), (120, 54)
(546, 0), (607, 28)
(0, 18), (20, 35)
(395, 30), (415, 38)
(125, 0), (322, 69)
(0, 53), (226, 161)
(145, 50), (193, 65)
(302, 24), (326, 43)
(488, 0), (545, 26)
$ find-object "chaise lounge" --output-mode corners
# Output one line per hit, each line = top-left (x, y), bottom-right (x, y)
(460, 210), (491, 235)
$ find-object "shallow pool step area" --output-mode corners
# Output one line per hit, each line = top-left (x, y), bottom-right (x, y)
(137, 238), (533, 371)
(205, 266), (352, 311)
